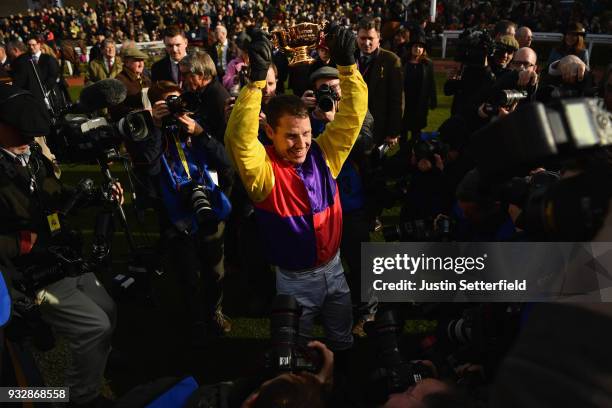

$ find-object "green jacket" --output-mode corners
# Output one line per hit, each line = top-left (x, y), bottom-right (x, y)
(86, 57), (123, 84)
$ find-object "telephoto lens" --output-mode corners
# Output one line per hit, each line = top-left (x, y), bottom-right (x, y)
(188, 184), (218, 235)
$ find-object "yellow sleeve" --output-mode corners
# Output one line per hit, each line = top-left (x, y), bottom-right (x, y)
(224, 81), (275, 203)
(314, 64), (368, 178)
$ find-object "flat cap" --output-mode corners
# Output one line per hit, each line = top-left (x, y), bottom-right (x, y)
(309, 66), (339, 84)
(121, 47), (148, 60)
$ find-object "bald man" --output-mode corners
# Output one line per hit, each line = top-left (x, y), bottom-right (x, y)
(210, 25), (235, 79)
(516, 26), (533, 48)
(509, 47), (538, 86)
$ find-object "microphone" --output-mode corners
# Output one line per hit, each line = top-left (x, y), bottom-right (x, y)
(76, 79), (127, 113)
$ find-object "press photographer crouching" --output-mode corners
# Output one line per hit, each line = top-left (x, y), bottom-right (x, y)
(0, 85), (121, 406)
(147, 79), (235, 342)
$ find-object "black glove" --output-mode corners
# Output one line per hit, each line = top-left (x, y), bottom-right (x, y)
(247, 29), (272, 82)
(325, 24), (356, 66)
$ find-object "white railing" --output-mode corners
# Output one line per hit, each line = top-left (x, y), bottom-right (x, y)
(440, 30), (612, 65)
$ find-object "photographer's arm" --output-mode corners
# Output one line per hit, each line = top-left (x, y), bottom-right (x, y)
(224, 81), (274, 203)
(315, 64), (368, 178)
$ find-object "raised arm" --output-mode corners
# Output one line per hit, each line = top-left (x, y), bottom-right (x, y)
(224, 31), (274, 203)
(315, 25), (368, 178)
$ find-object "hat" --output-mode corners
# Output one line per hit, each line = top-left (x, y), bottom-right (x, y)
(309, 66), (339, 84)
(565, 22), (586, 35)
(496, 35), (519, 52)
(121, 46), (148, 60)
(0, 85), (50, 138)
(408, 29), (427, 46)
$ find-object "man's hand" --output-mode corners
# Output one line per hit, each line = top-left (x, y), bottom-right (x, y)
(152, 100), (170, 127)
(517, 70), (538, 87)
(224, 96), (236, 123)
(325, 24), (356, 66)
(110, 182), (124, 205)
(557, 55), (587, 84)
(247, 29), (272, 82)
(176, 113), (204, 136)
(308, 341), (334, 387)
(301, 90), (317, 109)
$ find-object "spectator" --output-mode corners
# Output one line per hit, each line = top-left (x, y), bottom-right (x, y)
(222, 31), (250, 94)
(86, 38), (122, 84)
(547, 22), (590, 68)
(494, 19), (517, 41)
(401, 31), (437, 143)
(151, 25), (188, 85)
(210, 24), (235, 80)
(356, 17), (403, 147)
(88, 33), (105, 62)
(515, 26), (533, 48)
(110, 47), (151, 121)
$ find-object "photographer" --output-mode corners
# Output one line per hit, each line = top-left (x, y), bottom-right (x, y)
(225, 26), (368, 354)
(148, 80), (235, 341)
(179, 49), (231, 144)
(0, 85), (120, 407)
(301, 66), (377, 336)
(477, 47), (538, 122)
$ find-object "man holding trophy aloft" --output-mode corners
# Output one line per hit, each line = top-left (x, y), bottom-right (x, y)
(225, 25), (368, 359)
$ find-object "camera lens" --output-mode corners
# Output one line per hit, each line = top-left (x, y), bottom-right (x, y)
(189, 185), (218, 234)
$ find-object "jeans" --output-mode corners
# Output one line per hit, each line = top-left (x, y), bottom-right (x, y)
(275, 252), (353, 351)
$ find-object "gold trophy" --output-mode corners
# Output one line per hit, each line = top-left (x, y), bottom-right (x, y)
(271, 22), (326, 66)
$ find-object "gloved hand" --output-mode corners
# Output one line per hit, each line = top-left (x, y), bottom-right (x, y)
(325, 23), (356, 66)
(247, 28), (272, 82)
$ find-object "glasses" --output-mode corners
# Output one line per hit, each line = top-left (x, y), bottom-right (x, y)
(510, 60), (535, 69)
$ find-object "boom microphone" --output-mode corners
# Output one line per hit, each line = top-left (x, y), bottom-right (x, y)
(76, 79), (127, 112)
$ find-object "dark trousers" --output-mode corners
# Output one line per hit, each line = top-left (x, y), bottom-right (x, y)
(341, 209), (375, 317)
(165, 222), (226, 324)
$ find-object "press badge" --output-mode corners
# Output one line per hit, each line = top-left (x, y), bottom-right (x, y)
(47, 212), (61, 235)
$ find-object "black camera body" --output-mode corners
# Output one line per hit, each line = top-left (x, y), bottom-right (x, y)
(315, 84), (340, 112)
(365, 310), (433, 403)
(265, 295), (322, 374)
(165, 92), (201, 115)
(413, 138), (449, 165)
(53, 110), (154, 163)
(179, 181), (219, 235)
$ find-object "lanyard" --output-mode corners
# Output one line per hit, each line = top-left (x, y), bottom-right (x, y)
(173, 134), (192, 181)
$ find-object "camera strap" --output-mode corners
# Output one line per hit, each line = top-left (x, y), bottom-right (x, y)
(172, 134), (192, 181)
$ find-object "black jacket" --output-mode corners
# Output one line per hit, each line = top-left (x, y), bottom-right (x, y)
(196, 78), (230, 144)
(151, 55), (179, 84)
(11, 53), (60, 106)
(402, 59), (437, 132)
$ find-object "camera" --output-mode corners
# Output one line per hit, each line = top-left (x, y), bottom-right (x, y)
(454, 28), (495, 67)
(179, 181), (219, 235)
(265, 295), (322, 374)
(413, 138), (449, 165)
(472, 97), (612, 240)
(483, 89), (528, 116)
(365, 309), (433, 403)
(165, 92), (201, 115)
(52, 110), (154, 163)
(315, 84), (340, 112)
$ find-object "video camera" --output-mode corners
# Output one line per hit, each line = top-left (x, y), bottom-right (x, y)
(315, 84), (340, 112)
(47, 79), (155, 163)
(265, 295), (322, 374)
(455, 28), (495, 67)
(472, 97), (612, 240)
